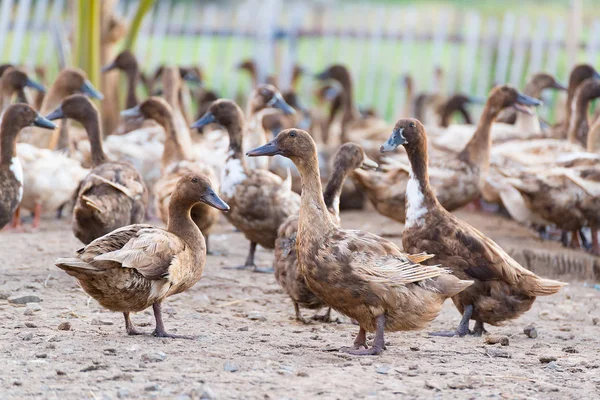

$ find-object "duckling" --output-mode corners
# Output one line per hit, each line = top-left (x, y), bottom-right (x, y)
(55, 173), (228, 337)
(381, 119), (566, 337)
(191, 99), (300, 272)
(496, 72), (567, 125)
(275, 143), (378, 323)
(0, 104), (56, 229)
(247, 129), (473, 355)
(122, 97), (220, 253)
(355, 85), (541, 223)
(45, 95), (148, 243)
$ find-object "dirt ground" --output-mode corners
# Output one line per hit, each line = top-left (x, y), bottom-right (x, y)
(1, 207), (599, 400)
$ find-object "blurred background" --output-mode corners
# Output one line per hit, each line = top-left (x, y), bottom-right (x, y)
(0, 0), (596, 122)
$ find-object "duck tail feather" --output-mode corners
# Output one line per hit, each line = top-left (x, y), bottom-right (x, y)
(55, 258), (100, 275)
(431, 274), (474, 298)
(523, 276), (568, 296)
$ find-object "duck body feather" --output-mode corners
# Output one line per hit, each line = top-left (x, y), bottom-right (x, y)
(0, 162), (22, 228)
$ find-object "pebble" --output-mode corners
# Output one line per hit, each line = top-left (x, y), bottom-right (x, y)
(539, 355), (557, 364)
(117, 389), (130, 399)
(144, 384), (160, 392)
(247, 311), (266, 321)
(141, 352), (166, 363)
(200, 385), (216, 400)
(25, 322), (37, 328)
(593, 317), (598, 326)
(297, 371), (309, 377)
(35, 353), (47, 359)
(485, 335), (509, 346)
(23, 309), (34, 316)
(0, 290), (10, 300)
(91, 318), (114, 326)
(425, 380), (442, 391)
(104, 348), (117, 356)
(21, 332), (34, 341)
(223, 361), (239, 372)
(375, 365), (391, 374)
(56, 370), (66, 376)
(238, 326), (249, 332)
(8, 295), (42, 304)
(523, 325), (538, 338)
(26, 303), (42, 312)
(562, 346), (578, 354)
(57, 322), (71, 331)
(409, 346), (419, 351)
(486, 348), (511, 358)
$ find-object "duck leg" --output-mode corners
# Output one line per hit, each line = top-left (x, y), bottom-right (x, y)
(9, 207), (23, 231)
(471, 320), (488, 336)
(569, 230), (581, 249)
(151, 302), (193, 339)
(429, 304), (473, 337)
(340, 327), (367, 352)
(32, 203), (42, 229)
(591, 228), (600, 256)
(342, 315), (386, 356)
(293, 301), (309, 324)
(313, 307), (335, 323)
(579, 229), (591, 250)
(561, 231), (569, 247)
(226, 242), (273, 273)
(123, 312), (144, 335)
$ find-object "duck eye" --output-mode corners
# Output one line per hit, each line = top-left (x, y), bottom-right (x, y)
(191, 177), (198, 183)
(409, 122), (415, 128)
(289, 131), (296, 137)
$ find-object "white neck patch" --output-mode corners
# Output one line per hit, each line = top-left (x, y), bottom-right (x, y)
(405, 169), (427, 228)
(220, 151), (247, 198)
(9, 157), (24, 202)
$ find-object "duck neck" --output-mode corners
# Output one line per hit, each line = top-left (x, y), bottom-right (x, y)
(162, 113), (188, 168)
(167, 198), (205, 257)
(296, 154), (337, 238)
(0, 80), (16, 113)
(339, 78), (355, 144)
(523, 81), (542, 99)
(0, 119), (18, 167)
(404, 142), (441, 226)
(322, 162), (352, 221)
(82, 111), (108, 167)
(567, 95), (589, 144)
(124, 66), (139, 109)
(225, 119), (249, 171)
(458, 102), (497, 170)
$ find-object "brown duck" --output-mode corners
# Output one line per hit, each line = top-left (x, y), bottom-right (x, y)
(247, 129), (473, 355)
(0, 104), (56, 229)
(45, 95), (148, 244)
(192, 99), (300, 272)
(275, 143), (377, 322)
(385, 118), (567, 336)
(55, 173), (229, 338)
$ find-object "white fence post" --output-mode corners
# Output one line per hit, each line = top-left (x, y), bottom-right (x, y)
(461, 12), (481, 94)
(476, 17), (498, 96)
(494, 12), (516, 85)
(26, 0), (50, 69)
(509, 16), (530, 87)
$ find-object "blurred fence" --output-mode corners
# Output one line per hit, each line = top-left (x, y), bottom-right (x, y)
(0, 0), (597, 120)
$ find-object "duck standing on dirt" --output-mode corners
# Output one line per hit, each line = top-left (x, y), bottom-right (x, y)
(55, 173), (229, 338)
(381, 119), (567, 337)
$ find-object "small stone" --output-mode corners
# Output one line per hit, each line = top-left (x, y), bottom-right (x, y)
(144, 384), (160, 392)
(486, 348), (511, 358)
(425, 380), (442, 391)
(35, 353), (47, 359)
(46, 344), (56, 350)
(545, 361), (559, 370)
(539, 355), (557, 364)
(141, 352), (166, 363)
(0, 290), (10, 300)
(25, 322), (37, 328)
(104, 348), (117, 356)
(408, 364), (419, 371)
(523, 325), (538, 338)
(117, 389), (130, 399)
(485, 335), (509, 346)
(247, 311), (266, 321)
(409, 346), (420, 351)
(13, 381), (22, 386)
(200, 385), (216, 400)
(237, 326), (249, 332)
(175, 395), (192, 400)
(8, 295), (42, 304)
(223, 361), (239, 372)
(62, 348), (74, 355)
(21, 332), (34, 341)
(23, 309), (34, 316)
(26, 303), (42, 311)
(375, 365), (391, 374)
(297, 371), (309, 377)
(592, 317), (598, 326)
(562, 346), (578, 354)
(91, 318), (114, 326)
(57, 322), (71, 331)
(56, 370), (66, 376)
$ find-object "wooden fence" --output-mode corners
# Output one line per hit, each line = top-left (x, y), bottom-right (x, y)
(1, 0), (598, 120)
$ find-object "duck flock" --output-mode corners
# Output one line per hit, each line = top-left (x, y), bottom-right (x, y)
(4, 51), (600, 356)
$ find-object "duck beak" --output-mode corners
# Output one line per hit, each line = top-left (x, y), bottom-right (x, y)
(380, 127), (406, 153)
(45, 105), (64, 121)
(594, 70), (600, 80)
(314, 69), (331, 80)
(81, 80), (104, 100)
(121, 105), (142, 118)
(246, 140), (282, 157)
(25, 78), (46, 93)
(323, 86), (339, 101)
(101, 61), (117, 73)
(267, 92), (296, 115)
(551, 81), (568, 91)
(202, 187), (230, 211)
(467, 96), (486, 105)
(513, 92), (542, 115)
(32, 114), (57, 130)
(191, 112), (217, 130)
(360, 156), (378, 170)
(182, 71), (202, 85)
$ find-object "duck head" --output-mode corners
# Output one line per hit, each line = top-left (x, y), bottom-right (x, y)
(52, 68), (104, 100)
(529, 73), (567, 93)
(246, 128), (316, 163)
(334, 143), (378, 171)
(314, 64), (351, 87)
(568, 64), (600, 94)
(121, 96), (173, 126)
(172, 173), (229, 211)
(191, 99), (245, 131)
(101, 50), (138, 73)
(2, 104), (57, 133)
(179, 66), (203, 85)
(45, 94), (98, 124)
(1, 68), (46, 93)
(484, 85), (542, 116)
(380, 119), (425, 153)
(248, 84), (295, 115)
(237, 59), (256, 74)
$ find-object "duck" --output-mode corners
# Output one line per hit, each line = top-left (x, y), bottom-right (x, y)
(55, 173), (229, 337)
(274, 143), (378, 323)
(45, 95), (148, 244)
(191, 99), (300, 272)
(246, 128), (473, 355)
(354, 85), (541, 223)
(496, 72), (567, 125)
(0, 104), (56, 229)
(0, 67), (46, 114)
(122, 97), (220, 253)
(384, 118), (567, 336)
